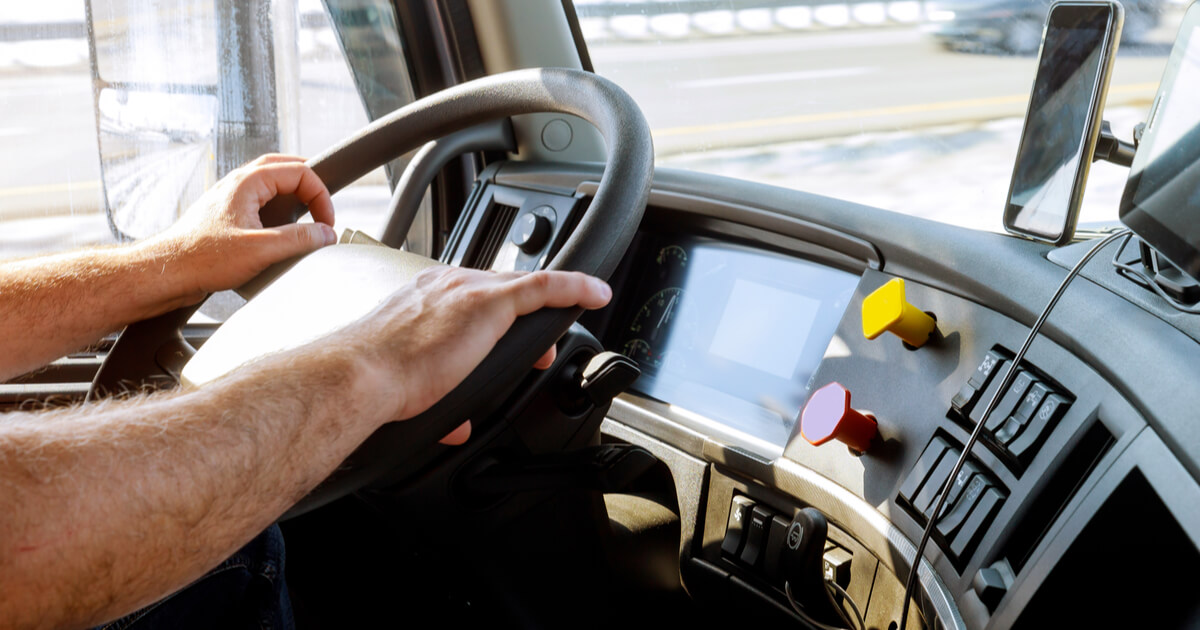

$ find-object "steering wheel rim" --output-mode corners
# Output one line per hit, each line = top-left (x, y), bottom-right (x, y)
(105, 68), (652, 516)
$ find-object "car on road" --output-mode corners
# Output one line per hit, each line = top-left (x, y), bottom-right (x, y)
(3, 1), (1200, 629)
(926, 0), (1168, 53)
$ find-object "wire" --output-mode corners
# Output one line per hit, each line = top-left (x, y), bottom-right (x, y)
(897, 229), (1132, 630)
(1110, 232), (1200, 313)
(786, 580), (853, 630)
(826, 579), (866, 630)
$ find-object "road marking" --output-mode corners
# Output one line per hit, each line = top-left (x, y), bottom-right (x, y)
(653, 82), (1159, 138)
(0, 180), (100, 199)
(679, 66), (875, 89)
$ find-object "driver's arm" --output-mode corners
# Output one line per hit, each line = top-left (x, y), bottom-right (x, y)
(0, 154), (337, 382)
(0, 265), (612, 630)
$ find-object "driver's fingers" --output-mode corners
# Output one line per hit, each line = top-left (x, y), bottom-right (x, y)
(438, 421), (472, 446)
(533, 345), (557, 370)
(503, 271), (612, 315)
(254, 222), (339, 261)
(247, 153), (306, 167)
(249, 162), (336, 227)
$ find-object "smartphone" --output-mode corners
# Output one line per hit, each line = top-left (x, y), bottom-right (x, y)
(1003, 1), (1123, 246)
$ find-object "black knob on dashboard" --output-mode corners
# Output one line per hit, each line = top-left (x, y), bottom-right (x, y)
(513, 212), (552, 254)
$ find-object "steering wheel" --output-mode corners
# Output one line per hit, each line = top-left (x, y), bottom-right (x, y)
(94, 67), (653, 516)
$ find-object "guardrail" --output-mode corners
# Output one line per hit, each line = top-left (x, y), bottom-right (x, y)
(575, 0), (933, 40)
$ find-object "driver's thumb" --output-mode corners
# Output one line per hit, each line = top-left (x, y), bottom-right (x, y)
(264, 222), (338, 260)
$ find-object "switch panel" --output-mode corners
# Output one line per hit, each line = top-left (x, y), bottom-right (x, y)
(950, 347), (1074, 473)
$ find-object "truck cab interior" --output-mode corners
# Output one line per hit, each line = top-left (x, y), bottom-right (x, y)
(4, 1), (1200, 628)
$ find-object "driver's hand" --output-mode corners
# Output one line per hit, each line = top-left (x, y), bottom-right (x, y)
(438, 345), (557, 446)
(144, 154), (336, 304)
(351, 266), (612, 434)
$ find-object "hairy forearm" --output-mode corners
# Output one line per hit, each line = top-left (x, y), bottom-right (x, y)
(0, 239), (200, 382)
(0, 341), (397, 630)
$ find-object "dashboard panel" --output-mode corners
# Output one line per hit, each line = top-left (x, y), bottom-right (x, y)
(607, 233), (857, 447)
(456, 161), (1200, 630)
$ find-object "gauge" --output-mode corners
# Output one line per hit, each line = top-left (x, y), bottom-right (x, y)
(656, 244), (688, 272)
(622, 338), (663, 370)
(629, 287), (683, 343)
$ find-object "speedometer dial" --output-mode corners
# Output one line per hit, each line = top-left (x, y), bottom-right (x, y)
(629, 287), (683, 343)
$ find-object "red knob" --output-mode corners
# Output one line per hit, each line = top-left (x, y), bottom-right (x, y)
(801, 382), (878, 453)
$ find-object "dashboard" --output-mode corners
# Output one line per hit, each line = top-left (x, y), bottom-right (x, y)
(446, 160), (1200, 629)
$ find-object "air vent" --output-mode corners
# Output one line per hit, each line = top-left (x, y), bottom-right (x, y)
(472, 203), (520, 269)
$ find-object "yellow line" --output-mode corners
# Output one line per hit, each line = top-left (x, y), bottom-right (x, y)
(653, 82), (1160, 139)
(0, 180), (101, 199)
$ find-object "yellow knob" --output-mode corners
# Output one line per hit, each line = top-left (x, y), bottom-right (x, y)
(862, 278), (936, 347)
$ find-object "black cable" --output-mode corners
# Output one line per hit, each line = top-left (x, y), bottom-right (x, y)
(897, 229), (1131, 630)
(826, 580), (866, 630)
(785, 581), (851, 630)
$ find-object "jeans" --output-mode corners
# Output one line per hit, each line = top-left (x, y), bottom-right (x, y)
(96, 525), (294, 630)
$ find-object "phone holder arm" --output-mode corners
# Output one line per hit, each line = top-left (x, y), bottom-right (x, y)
(1093, 119), (1136, 167)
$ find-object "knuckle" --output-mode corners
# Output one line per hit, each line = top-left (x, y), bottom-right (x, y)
(525, 272), (552, 292)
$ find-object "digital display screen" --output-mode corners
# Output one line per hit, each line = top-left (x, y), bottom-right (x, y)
(1006, 6), (1113, 241)
(615, 235), (858, 446)
(709, 280), (821, 379)
(1120, 17), (1200, 280)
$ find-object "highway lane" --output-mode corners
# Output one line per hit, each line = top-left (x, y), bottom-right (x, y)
(590, 27), (1171, 155)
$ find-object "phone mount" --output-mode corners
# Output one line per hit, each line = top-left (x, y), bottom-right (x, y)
(1093, 120), (1137, 167)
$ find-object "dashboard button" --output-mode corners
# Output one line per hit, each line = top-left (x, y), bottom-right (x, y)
(763, 515), (792, 582)
(1012, 381), (1052, 425)
(970, 350), (1007, 390)
(801, 382), (878, 453)
(899, 437), (951, 503)
(861, 278), (937, 348)
(1008, 393), (1070, 460)
(913, 447), (961, 516)
(950, 485), (1005, 558)
(739, 506), (772, 568)
(982, 370), (1038, 433)
(967, 365), (1010, 428)
(950, 383), (980, 417)
(941, 460), (983, 515)
(722, 495), (756, 558)
(936, 475), (988, 540)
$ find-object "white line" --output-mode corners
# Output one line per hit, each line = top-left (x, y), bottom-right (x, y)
(679, 66), (875, 89)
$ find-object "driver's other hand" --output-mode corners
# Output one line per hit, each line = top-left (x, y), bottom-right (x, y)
(355, 266), (612, 426)
(145, 154), (337, 304)
(437, 344), (558, 446)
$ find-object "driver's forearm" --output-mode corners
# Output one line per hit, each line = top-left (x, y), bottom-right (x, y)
(0, 341), (398, 630)
(0, 240), (195, 381)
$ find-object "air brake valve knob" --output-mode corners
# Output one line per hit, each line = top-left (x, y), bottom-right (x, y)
(861, 278), (937, 348)
(801, 382), (877, 453)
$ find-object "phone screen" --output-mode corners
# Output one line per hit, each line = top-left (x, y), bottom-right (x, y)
(1005, 4), (1116, 243)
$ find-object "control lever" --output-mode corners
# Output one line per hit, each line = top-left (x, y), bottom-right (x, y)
(459, 444), (658, 497)
(577, 351), (640, 407)
(782, 508), (845, 627)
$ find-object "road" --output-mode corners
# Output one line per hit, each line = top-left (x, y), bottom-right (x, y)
(591, 28), (1171, 155)
(0, 20), (1179, 254)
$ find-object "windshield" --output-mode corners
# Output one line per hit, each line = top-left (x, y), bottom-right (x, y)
(578, 0), (1186, 234)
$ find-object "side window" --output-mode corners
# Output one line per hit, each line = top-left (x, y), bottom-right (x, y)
(0, 0), (410, 259)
